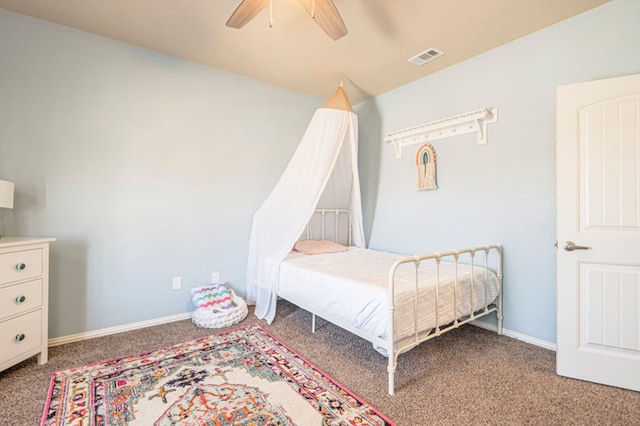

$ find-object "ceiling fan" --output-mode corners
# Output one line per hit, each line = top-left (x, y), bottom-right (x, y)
(226, 0), (348, 41)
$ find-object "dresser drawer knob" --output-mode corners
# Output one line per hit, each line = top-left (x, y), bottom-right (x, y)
(16, 295), (26, 304)
(15, 333), (26, 342)
(16, 263), (27, 271)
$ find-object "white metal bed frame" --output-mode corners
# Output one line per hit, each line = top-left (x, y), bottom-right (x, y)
(280, 208), (504, 395)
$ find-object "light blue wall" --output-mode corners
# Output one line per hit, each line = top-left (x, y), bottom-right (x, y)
(356, 0), (640, 344)
(0, 9), (321, 338)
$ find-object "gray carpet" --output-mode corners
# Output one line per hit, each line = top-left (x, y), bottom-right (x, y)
(1, 300), (639, 425)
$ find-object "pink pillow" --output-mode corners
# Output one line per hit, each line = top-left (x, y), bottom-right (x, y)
(294, 240), (348, 255)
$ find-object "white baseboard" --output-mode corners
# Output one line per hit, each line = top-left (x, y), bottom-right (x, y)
(48, 313), (557, 353)
(48, 312), (193, 347)
(471, 320), (557, 351)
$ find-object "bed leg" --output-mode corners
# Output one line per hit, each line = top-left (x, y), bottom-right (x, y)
(312, 313), (316, 333)
(387, 365), (395, 395)
(497, 294), (504, 335)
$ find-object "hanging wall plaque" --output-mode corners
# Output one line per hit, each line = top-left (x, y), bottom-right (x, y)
(416, 144), (438, 191)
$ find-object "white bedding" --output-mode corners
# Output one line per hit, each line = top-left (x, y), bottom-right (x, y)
(278, 247), (500, 352)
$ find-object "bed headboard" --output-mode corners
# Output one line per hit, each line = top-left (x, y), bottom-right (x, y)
(301, 209), (352, 246)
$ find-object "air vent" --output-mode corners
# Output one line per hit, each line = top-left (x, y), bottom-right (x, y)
(408, 47), (444, 65)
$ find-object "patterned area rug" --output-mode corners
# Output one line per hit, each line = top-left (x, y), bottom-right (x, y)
(42, 324), (394, 425)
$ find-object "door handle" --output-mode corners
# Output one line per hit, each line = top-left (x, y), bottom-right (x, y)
(563, 241), (591, 251)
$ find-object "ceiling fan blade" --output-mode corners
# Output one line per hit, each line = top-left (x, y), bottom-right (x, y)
(298, 0), (348, 40)
(226, 0), (270, 29)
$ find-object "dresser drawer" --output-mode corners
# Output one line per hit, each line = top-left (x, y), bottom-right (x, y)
(0, 279), (43, 320)
(0, 310), (42, 364)
(0, 249), (43, 285)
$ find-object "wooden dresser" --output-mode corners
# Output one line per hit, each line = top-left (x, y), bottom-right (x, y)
(0, 238), (55, 372)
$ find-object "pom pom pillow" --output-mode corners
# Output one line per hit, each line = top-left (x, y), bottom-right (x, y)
(191, 283), (233, 311)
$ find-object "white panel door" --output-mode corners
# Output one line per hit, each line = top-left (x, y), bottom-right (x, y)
(557, 73), (640, 391)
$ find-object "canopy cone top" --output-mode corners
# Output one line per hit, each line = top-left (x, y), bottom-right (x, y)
(322, 85), (354, 112)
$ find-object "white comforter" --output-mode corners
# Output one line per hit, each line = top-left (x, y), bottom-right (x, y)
(278, 247), (500, 352)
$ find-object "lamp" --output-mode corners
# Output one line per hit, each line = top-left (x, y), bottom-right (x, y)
(0, 180), (15, 239)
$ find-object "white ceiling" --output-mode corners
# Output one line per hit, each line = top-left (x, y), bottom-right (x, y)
(0, 0), (611, 104)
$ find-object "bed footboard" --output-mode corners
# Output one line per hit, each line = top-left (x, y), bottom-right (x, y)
(385, 245), (503, 394)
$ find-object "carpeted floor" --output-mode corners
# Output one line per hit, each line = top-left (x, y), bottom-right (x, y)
(1, 300), (639, 425)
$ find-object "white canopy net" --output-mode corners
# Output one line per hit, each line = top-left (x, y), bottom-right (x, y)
(246, 88), (366, 323)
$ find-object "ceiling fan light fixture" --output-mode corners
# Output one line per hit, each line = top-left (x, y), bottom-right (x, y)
(226, 0), (347, 41)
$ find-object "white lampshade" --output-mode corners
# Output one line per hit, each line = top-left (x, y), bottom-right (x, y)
(0, 180), (15, 209)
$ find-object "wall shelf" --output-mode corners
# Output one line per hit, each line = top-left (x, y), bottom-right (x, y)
(384, 107), (498, 158)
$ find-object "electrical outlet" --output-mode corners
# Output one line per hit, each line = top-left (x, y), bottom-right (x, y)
(172, 276), (181, 290)
(211, 272), (220, 283)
